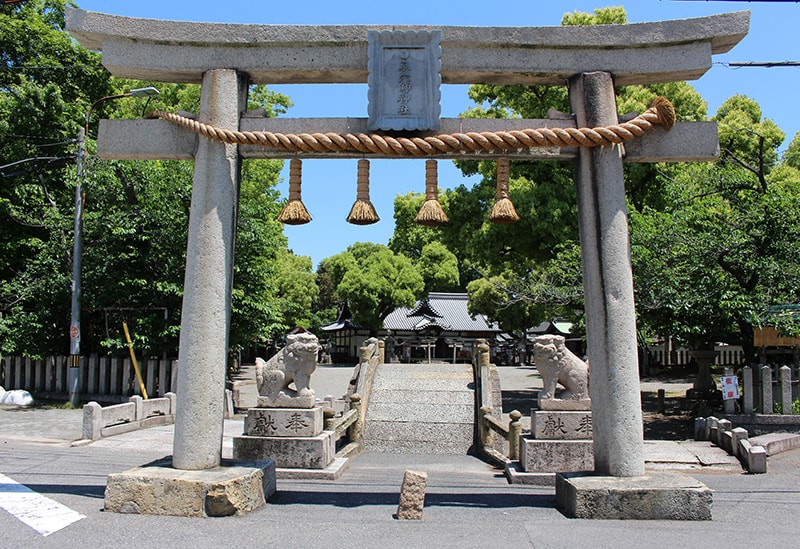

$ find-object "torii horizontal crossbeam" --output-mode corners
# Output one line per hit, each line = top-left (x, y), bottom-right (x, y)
(97, 117), (719, 162)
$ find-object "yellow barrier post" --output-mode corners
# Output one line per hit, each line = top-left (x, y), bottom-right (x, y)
(122, 320), (148, 399)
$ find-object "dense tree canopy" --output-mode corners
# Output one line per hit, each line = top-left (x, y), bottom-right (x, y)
(318, 243), (424, 334)
(631, 96), (800, 361)
(0, 1), (315, 357)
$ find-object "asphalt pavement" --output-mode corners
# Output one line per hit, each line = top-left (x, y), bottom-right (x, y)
(2, 363), (800, 547)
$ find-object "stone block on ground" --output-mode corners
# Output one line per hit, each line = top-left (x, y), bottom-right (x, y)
(232, 430), (335, 469)
(104, 457), (275, 518)
(397, 470), (427, 520)
(555, 471), (712, 520)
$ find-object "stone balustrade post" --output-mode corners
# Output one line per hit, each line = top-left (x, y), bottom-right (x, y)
(780, 365), (792, 415)
(508, 410), (522, 461)
(349, 393), (363, 442)
(761, 364), (773, 414)
(129, 395), (144, 421)
(479, 405), (493, 447)
(82, 401), (103, 441)
(323, 407), (336, 431)
(742, 366), (753, 414)
(723, 367), (735, 415)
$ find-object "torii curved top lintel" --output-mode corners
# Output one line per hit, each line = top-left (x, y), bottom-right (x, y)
(66, 8), (749, 87)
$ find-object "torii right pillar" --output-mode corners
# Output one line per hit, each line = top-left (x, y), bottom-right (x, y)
(555, 71), (713, 519)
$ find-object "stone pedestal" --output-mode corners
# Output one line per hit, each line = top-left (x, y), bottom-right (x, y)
(508, 406), (594, 484)
(244, 406), (323, 438)
(555, 472), (713, 520)
(233, 406), (344, 476)
(104, 457), (275, 518)
(532, 410), (593, 440)
(522, 408), (594, 473)
(234, 431), (336, 469)
(520, 437), (594, 472)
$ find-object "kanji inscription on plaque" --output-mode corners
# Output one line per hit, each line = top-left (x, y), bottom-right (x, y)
(367, 30), (442, 131)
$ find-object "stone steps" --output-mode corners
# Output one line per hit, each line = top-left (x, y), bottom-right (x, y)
(362, 363), (476, 454)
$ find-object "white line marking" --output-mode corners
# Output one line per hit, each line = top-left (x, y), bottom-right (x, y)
(0, 472), (86, 537)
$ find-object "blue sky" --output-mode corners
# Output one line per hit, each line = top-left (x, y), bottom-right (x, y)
(75, 1), (800, 268)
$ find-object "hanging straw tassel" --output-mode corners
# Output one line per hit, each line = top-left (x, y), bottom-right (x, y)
(488, 157), (520, 224)
(277, 158), (312, 225)
(415, 159), (449, 226)
(346, 159), (380, 225)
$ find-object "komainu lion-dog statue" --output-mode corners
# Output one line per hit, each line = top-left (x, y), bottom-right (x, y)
(255, 331), (320, 408)
(533, 334), (589, 403)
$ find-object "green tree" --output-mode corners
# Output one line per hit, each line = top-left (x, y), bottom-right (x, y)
(0, 1), (305, 356)
(321, 243), (424, 335)
(273, 248), (318, 331)
(0, 0), (112, 355)
(416, 241), (460, 292)
(631, 96), (800, 361)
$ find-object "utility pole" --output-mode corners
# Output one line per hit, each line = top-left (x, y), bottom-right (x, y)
(68, 87), (159, 407)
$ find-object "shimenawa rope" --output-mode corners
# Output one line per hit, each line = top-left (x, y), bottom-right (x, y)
(146, 97), (676, 157)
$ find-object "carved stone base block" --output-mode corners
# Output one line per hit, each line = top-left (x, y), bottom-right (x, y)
(519, 436), (594, 473)
(532, 410), (593, 440)
(104, 457), (276, 518)
(244, 406), (323, 437)
(504, 461), (556, 486)
(233, 430), (335, 469)
(555, 472), (713, 520)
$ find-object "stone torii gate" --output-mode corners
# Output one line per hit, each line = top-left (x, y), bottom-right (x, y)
(66, 8), (748, 518)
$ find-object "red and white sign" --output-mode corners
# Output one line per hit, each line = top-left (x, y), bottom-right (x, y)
(69, 326), (79, 339)
(721, 375), (739, 400)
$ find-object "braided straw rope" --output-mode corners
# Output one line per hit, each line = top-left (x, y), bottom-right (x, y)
(146, 97), (676, 157)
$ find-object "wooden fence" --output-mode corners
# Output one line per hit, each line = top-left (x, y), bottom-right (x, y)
(648, 344), (746, 368)
(0, 355), (178, 403)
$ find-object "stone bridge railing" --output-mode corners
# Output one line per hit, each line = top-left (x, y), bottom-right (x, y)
(473, 338), (522, 465)
(320, 337), (383, 455)
(81, 393), (176, 441)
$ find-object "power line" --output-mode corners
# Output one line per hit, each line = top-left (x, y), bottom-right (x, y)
(668, 1), (799, 3)
(726, 61), (800, 68)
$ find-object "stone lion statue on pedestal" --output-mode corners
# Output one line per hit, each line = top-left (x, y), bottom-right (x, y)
(533, 334), (589, 402)
(255, 331), (320, 408)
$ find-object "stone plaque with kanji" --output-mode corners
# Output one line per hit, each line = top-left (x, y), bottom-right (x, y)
(367, 30), (441, 131)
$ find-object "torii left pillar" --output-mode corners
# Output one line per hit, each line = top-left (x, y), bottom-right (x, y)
(104, 70), (277, 517)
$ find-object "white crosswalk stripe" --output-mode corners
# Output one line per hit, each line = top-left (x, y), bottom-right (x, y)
(0, 472), (85, 537)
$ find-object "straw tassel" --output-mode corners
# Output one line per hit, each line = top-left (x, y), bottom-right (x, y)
(415, 159), (448, 226)
(346, 159), (380, 225)
(277, 158), (312, 225)
(488, 157), (520, 224)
